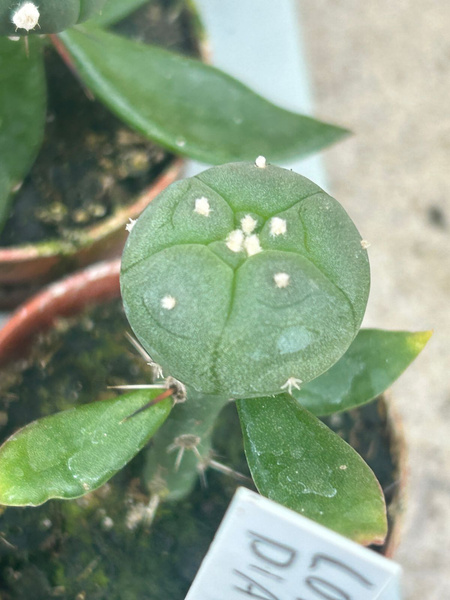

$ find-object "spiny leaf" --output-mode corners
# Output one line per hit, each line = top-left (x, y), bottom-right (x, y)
(294, 329), (432, 416)
(237, 394), (387, 545)
(0, 389), (172, 506)
(57, 25), (348, 165)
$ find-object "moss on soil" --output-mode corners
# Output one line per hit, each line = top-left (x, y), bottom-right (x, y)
(0, 300), (396, 598)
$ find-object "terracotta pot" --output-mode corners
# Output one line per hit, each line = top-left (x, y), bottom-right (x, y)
(0, 162), (181, 310)
(0, 259), (121, 365)
(0, 259), (407, 559)
(371, 392), (407, 558)
(0, 0), (205, 310)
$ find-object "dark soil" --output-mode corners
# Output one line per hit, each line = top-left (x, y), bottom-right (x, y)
(0, 0), (200, 248)
(0, 300), (399, 598)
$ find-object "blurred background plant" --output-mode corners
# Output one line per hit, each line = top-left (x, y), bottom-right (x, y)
(0, 0), (347, 234)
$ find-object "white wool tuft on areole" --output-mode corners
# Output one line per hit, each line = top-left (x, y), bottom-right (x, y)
(194, 197), (211, 217)
(226, 229), (244, 253)
(241, 214), (258, 235)
(274, 272), (290, 288)
(12, 2), (40, 31)
(270, 217), (287, 237)
(161, 295), (176, 310)
(244, 234), (262, 257)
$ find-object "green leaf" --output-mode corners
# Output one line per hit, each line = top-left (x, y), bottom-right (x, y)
(90, 0), (152, 27)
(0, 36), (46, 231)
(293, 329), (432, 416)
(237, 394), (387, 545)
(121, 163), (369, 398)
(0, 389), (172, 506)
(57, 26), (348, 164)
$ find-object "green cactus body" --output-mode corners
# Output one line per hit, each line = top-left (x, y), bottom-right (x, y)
(121, 162), (370, 399)
(0, 0), (107, 35)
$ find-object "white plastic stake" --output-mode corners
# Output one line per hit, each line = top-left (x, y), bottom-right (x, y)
(185, 487), (402, 600)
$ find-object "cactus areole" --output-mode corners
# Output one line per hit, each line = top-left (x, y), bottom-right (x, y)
(0, 0), (107, 35)
(120, 162), (370, 398)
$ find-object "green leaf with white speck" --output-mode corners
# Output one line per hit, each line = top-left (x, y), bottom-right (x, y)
(237, 393), (387, 545)
(57, 25), (348, 164)
(0, 389), (172, 506)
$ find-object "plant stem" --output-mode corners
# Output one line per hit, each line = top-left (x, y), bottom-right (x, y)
(143, 387), (229, 501)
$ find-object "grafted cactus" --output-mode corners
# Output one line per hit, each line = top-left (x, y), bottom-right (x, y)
(0, 0), (107, 35)
(121, 160), (370, 399)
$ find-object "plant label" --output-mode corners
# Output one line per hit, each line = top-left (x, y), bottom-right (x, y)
(185, 488), (402, 600)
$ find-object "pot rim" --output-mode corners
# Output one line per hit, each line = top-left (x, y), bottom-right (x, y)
(379, 390), (408, 558)
(0, 0), (206, 295)
(0, 159), (183, 263)
(0, 259), (121, 365)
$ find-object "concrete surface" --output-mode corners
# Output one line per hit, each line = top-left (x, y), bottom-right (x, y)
(299, 1), (450, 597)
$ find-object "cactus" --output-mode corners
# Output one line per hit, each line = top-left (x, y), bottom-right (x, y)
(121, 161), (370, 398)
(0, 161), (431, 546)
(0, 0), (107, 35)
(119, 161), (376, 526)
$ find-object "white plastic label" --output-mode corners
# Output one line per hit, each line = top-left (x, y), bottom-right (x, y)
(185, 488), (402, 600)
